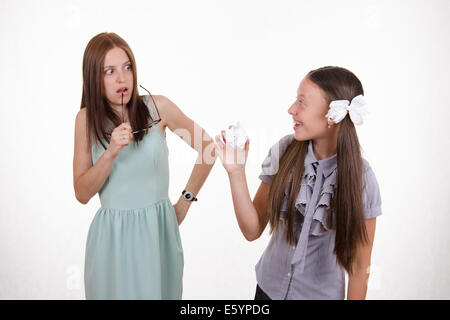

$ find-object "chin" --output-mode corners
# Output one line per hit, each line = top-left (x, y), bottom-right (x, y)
(109, 94), (131, 105)
(293, 131), (310, 142)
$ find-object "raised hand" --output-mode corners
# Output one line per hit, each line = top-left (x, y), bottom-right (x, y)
(106, 122), (133, 159)
(214, 128), (250, 175)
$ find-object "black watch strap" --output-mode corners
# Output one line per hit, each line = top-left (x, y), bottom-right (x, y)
(182, 190), (198, 202)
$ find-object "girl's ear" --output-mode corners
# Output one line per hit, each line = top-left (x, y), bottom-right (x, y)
(327, 120), (336, 129)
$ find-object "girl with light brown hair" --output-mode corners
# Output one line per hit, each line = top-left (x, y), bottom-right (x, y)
(73, 32), (216, 299)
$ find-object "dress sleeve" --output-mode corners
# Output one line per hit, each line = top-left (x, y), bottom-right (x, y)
(258, 134), (295, 185)
(362, 160), (383, 219)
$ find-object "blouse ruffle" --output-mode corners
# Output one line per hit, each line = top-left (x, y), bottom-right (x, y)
(280, 163), (337, 237)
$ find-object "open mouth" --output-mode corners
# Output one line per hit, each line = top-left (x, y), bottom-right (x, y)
(293, 119), (303, 130)
(117, 87), (129, 95)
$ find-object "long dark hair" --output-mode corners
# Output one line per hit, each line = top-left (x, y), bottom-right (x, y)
(80, 32), (152, 149)
(267, 66), (368, 275)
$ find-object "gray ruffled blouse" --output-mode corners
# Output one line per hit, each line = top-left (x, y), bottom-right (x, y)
(256, 134), (382, 299)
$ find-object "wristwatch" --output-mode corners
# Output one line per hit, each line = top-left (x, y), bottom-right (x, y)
(182, 190), (198, 202)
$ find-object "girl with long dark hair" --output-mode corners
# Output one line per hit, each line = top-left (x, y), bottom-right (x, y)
(215, 66), (382, 299)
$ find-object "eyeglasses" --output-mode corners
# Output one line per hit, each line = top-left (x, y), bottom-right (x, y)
(121, 84), (162, 135)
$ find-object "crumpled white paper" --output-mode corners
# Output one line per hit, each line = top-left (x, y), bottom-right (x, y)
(224, 122), (248, 149)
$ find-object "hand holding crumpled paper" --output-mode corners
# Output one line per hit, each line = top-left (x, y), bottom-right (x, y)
(214, 122), (250, 174)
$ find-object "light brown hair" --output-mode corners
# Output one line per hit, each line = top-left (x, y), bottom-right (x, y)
(267, 66), (368, 275)
(80, 32), (152, 149)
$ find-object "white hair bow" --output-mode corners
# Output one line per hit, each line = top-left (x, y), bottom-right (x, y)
(325, 94), (369, 125)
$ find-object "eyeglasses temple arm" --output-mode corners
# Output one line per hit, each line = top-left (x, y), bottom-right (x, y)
(139, 84), (162, 120)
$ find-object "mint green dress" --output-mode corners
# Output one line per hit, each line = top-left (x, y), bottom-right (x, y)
(84, 95), (183, 300)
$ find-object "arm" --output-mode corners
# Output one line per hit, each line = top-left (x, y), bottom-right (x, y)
(214, 133), (270, 241)
(155, 95), (217, 225)
(347, 217), (377, 300)
(73, 108), (131, 204)
(228, 173), (270, 241)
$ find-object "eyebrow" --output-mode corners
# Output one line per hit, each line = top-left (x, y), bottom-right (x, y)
(103, 61), (131, 69)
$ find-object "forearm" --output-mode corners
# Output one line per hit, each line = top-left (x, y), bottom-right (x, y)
(175, 150), (216, 224)
(74, 150), (115, 204)
(347, 269), (369, 300)
(227, 170), (261, 241)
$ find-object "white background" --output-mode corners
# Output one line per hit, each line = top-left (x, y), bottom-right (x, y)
(0, 0), (449, 299)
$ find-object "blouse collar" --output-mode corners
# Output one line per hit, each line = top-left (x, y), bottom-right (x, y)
(304, 140), (337, 178)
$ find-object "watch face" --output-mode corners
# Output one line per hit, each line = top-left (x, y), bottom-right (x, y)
(184, 192), (192, 200)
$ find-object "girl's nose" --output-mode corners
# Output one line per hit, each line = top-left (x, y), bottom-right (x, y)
(116, 70), (125, 83)
(288, 103), (297, 115)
